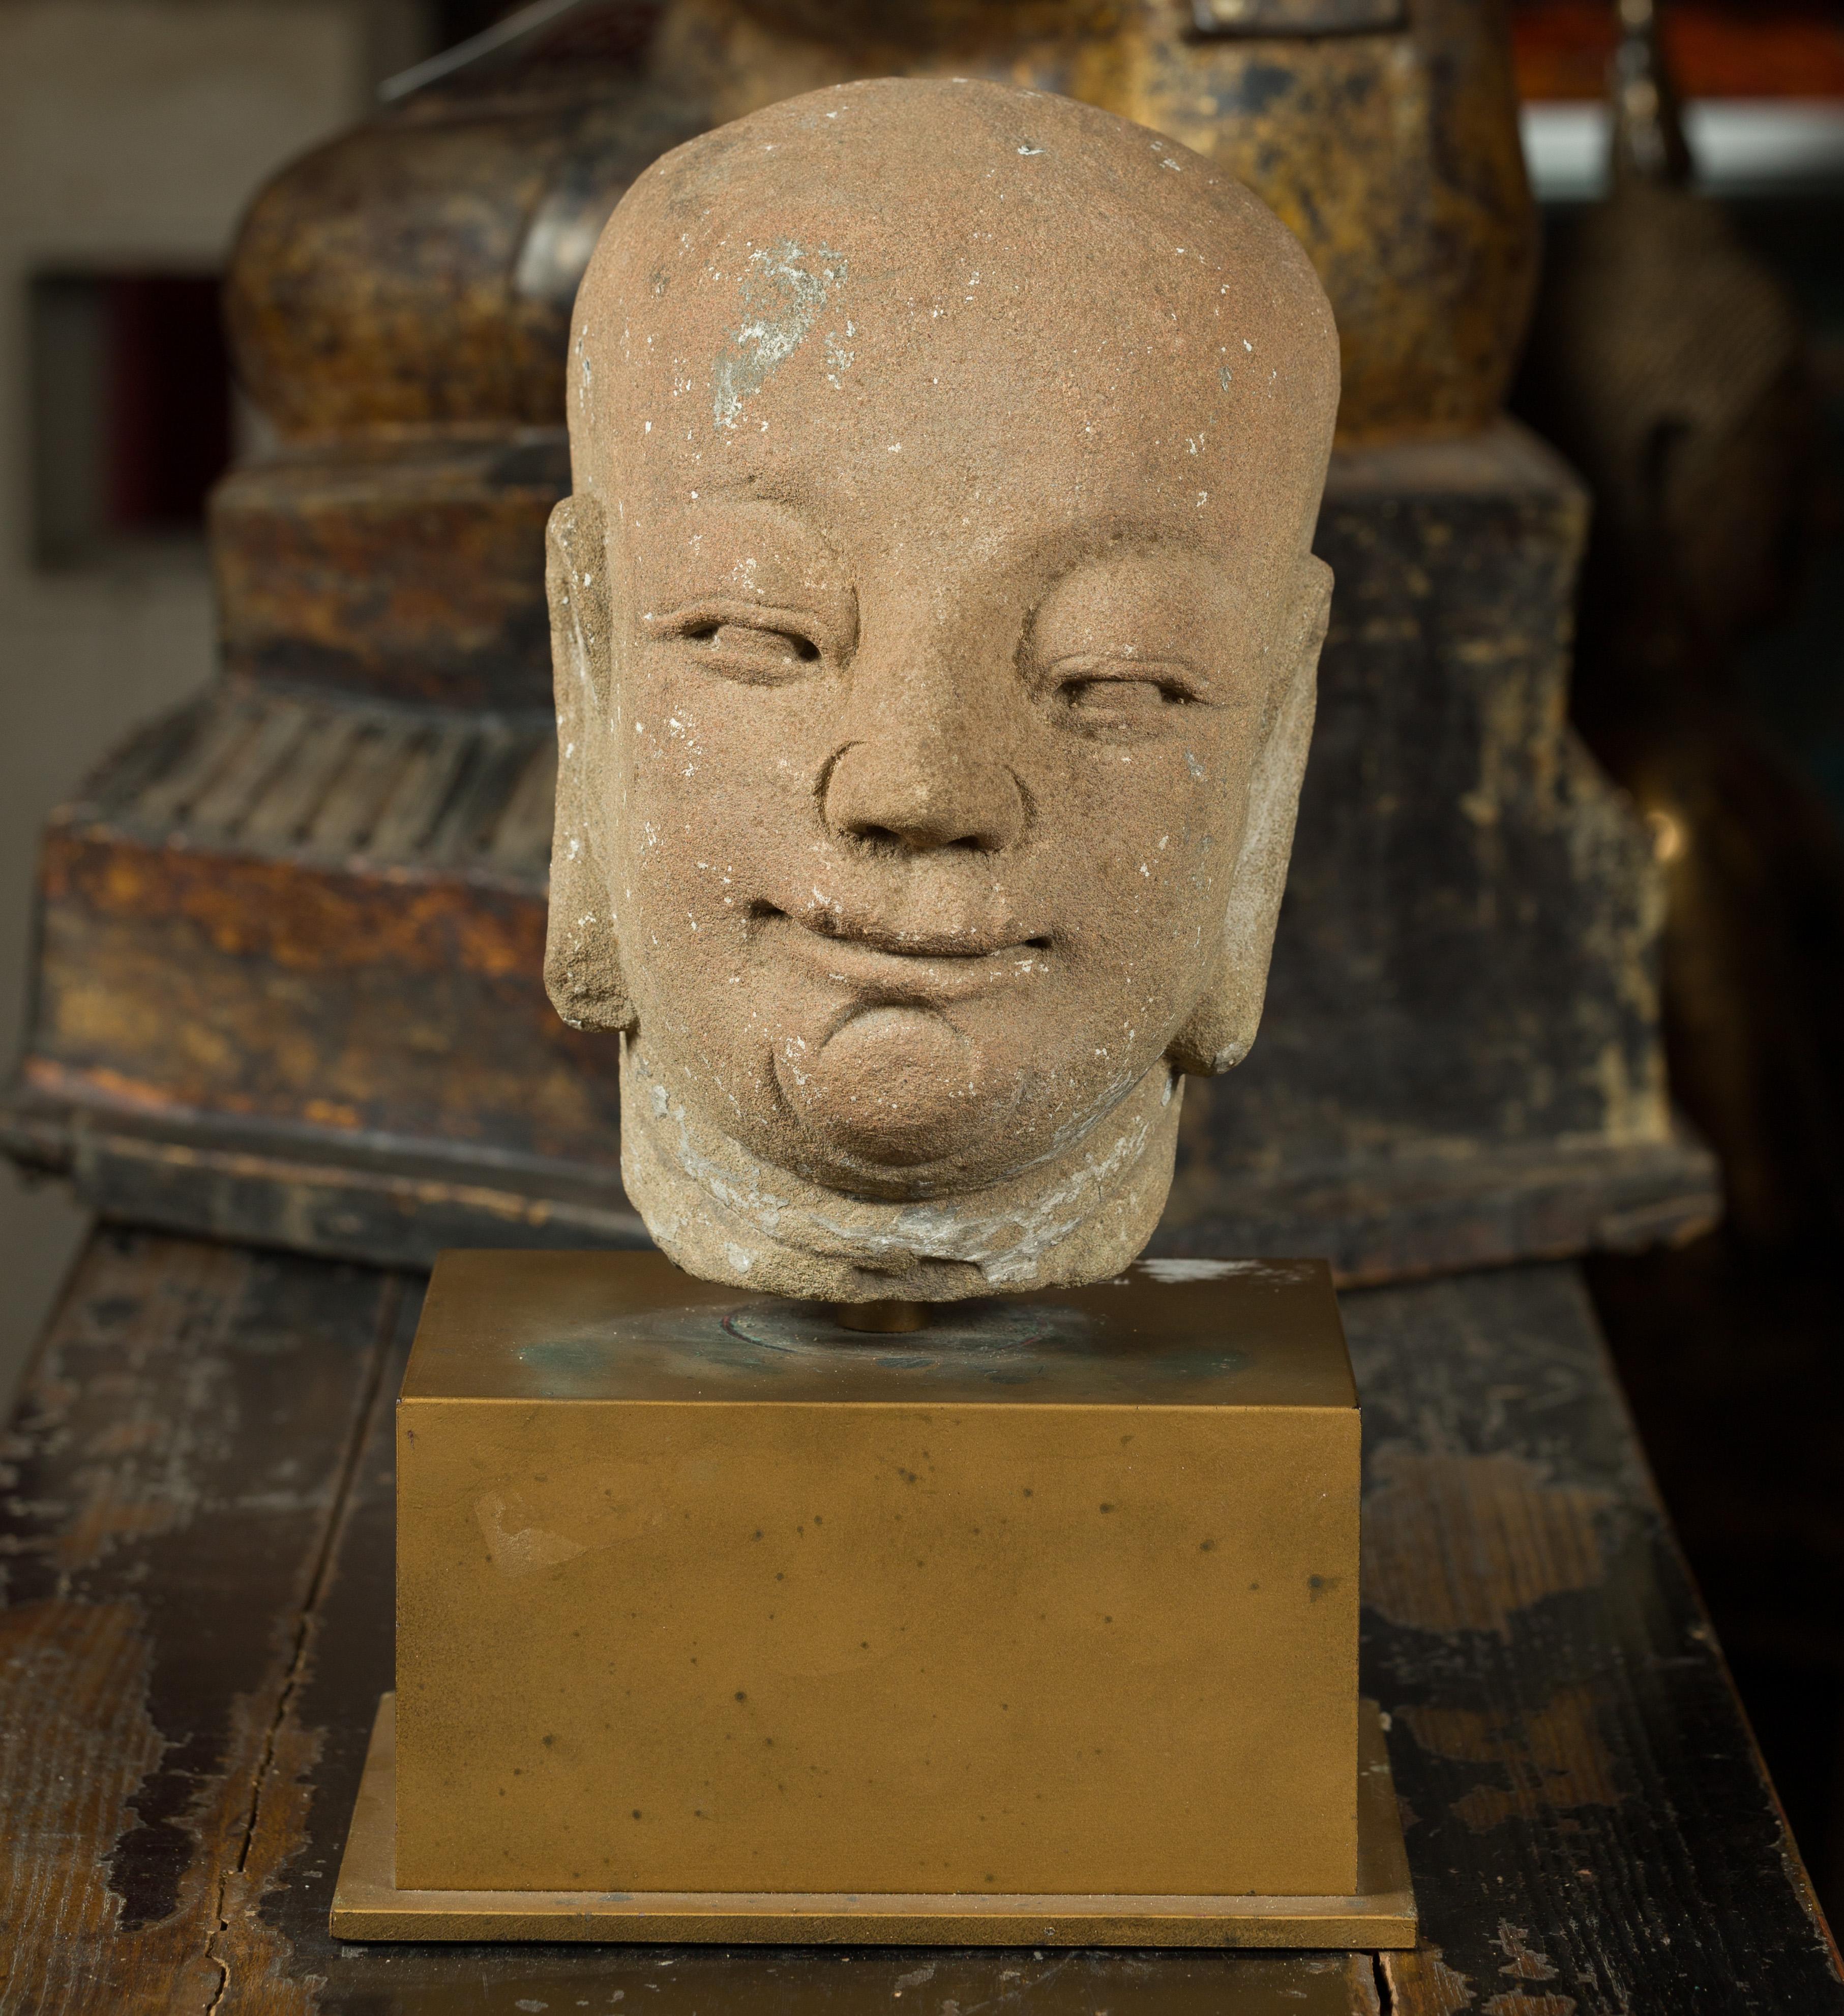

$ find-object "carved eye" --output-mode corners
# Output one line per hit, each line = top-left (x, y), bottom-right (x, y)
(680, 618), (822, 685)
(1056, 669), (1200, 726)
(1063, 675), (1184, 709)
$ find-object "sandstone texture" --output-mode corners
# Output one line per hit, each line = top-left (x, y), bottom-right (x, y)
(545, 77), (1339, 1298)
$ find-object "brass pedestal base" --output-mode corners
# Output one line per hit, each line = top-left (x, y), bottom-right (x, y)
(331, 1695), (1416, 1948)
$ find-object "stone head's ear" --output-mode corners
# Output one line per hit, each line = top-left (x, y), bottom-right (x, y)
(544, 492), (635, 1035)
(1167, 556), (1330, 1077)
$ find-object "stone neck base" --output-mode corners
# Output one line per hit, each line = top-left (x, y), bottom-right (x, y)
(618, 1039), (1185, 1303)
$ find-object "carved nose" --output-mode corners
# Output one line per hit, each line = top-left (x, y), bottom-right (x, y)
(822, 736), (1026, 854)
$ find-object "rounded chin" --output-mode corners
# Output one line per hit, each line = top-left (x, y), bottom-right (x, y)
(771, 1087), (1010, 1182)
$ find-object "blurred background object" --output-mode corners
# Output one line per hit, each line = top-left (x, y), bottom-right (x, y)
(0, 0), (1720, 1335)
(0, 0), (430, 1407)
(1518, 0), (1841, 1249)
(1516, 0), (1844, 199)
(1511, 0), (1844, 1926)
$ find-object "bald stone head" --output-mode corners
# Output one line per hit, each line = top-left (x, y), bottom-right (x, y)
(546, 77), (1339, 1302)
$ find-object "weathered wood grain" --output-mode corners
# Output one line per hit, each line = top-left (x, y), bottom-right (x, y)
(9, 684), (626, 1212)
(211, 434), (570, 711)
(0, 1231), (399, 2016)
(238, 712), (364, 852)
(186, 700), (312, 842)
(4, 1237), (1835, 2012)
(1588, 1232), (1844, 1923)
(1346, 1264), (1844, 2013)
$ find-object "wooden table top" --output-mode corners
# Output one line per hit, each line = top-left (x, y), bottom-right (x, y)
(2, 1228), (1838, 2014)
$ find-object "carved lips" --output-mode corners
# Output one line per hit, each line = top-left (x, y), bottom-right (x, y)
(758, 906), (1051, 1007)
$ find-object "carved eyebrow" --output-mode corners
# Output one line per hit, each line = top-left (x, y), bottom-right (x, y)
(638, 494), (859, 616)
(1018, 531), (1242, 615)
(661, 484), (840, 535)
(1024, 568), (1241, 637)
(645, 596), (814, 631)
(1048, 648), (1210, 674)
(1017, 520), (1229, 585)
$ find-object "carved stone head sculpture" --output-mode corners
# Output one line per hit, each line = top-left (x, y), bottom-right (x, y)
(545, 77), (1338, 1302)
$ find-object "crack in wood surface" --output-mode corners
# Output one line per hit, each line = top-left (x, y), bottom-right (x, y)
(204, 1278), (399, 2014)
(0, 1233), (401, 2016)
(0, 1597), (214, 2016)
(1379, 1944), (1476, 2014)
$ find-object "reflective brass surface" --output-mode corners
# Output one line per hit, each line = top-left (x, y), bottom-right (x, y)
(831, 1299), (930, 1335)
(394, 1253), (1361, 1902)
(335, 1695), (1414, 1946)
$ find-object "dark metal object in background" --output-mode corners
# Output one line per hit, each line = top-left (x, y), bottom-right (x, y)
(1163, 424), (1710, 1281)
(1512, 0), (1844, 1927)
(1192, 0), (1405, 34)
(1, 0), (1715, 1277)
(1518, 0), (1843, 1245)
(1608, 0), (1691, 189)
